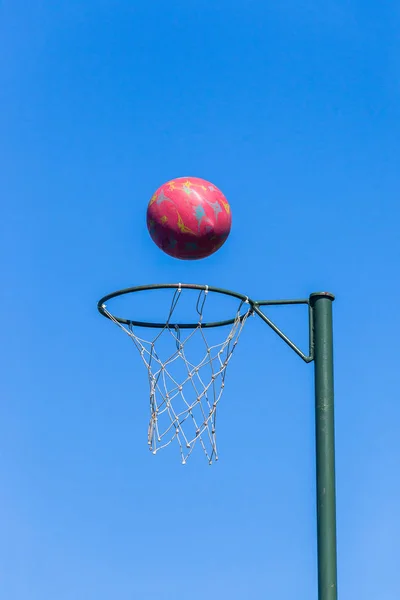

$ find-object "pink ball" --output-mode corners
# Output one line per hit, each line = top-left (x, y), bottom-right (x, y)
(147, 177), (232, 260)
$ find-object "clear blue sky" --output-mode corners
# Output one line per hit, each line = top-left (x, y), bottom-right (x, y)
(1, 2), (399, 599)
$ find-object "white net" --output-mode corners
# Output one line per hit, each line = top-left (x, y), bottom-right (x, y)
(101, 286), (252, 464)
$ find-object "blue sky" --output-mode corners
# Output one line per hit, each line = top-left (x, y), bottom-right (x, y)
(1, 1), (399, 598)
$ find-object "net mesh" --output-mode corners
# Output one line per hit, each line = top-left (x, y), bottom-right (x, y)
(101, 286), (252, 464)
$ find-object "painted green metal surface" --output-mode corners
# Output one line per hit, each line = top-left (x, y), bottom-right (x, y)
(310, 293), (338, 600)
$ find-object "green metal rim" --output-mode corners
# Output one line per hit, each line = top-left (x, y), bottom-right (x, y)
(97, 283), (254, 329)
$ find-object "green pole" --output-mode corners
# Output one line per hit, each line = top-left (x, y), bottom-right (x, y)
(310, 293), (337, 600)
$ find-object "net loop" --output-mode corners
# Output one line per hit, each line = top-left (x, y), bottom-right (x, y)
(102, 287), (251, 464)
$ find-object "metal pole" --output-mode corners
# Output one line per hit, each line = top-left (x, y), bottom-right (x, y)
(310, 292), (337, 600)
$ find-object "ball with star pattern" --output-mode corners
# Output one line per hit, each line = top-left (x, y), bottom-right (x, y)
(146, 176), (232, 260)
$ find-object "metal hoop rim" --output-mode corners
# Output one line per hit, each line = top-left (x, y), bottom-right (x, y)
(97, 283), (254, 329)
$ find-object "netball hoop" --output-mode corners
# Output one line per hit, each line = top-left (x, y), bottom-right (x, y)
(98, 284), (252, 464)
(97, 283), (320, 464)
(97, 283), (338, 596)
